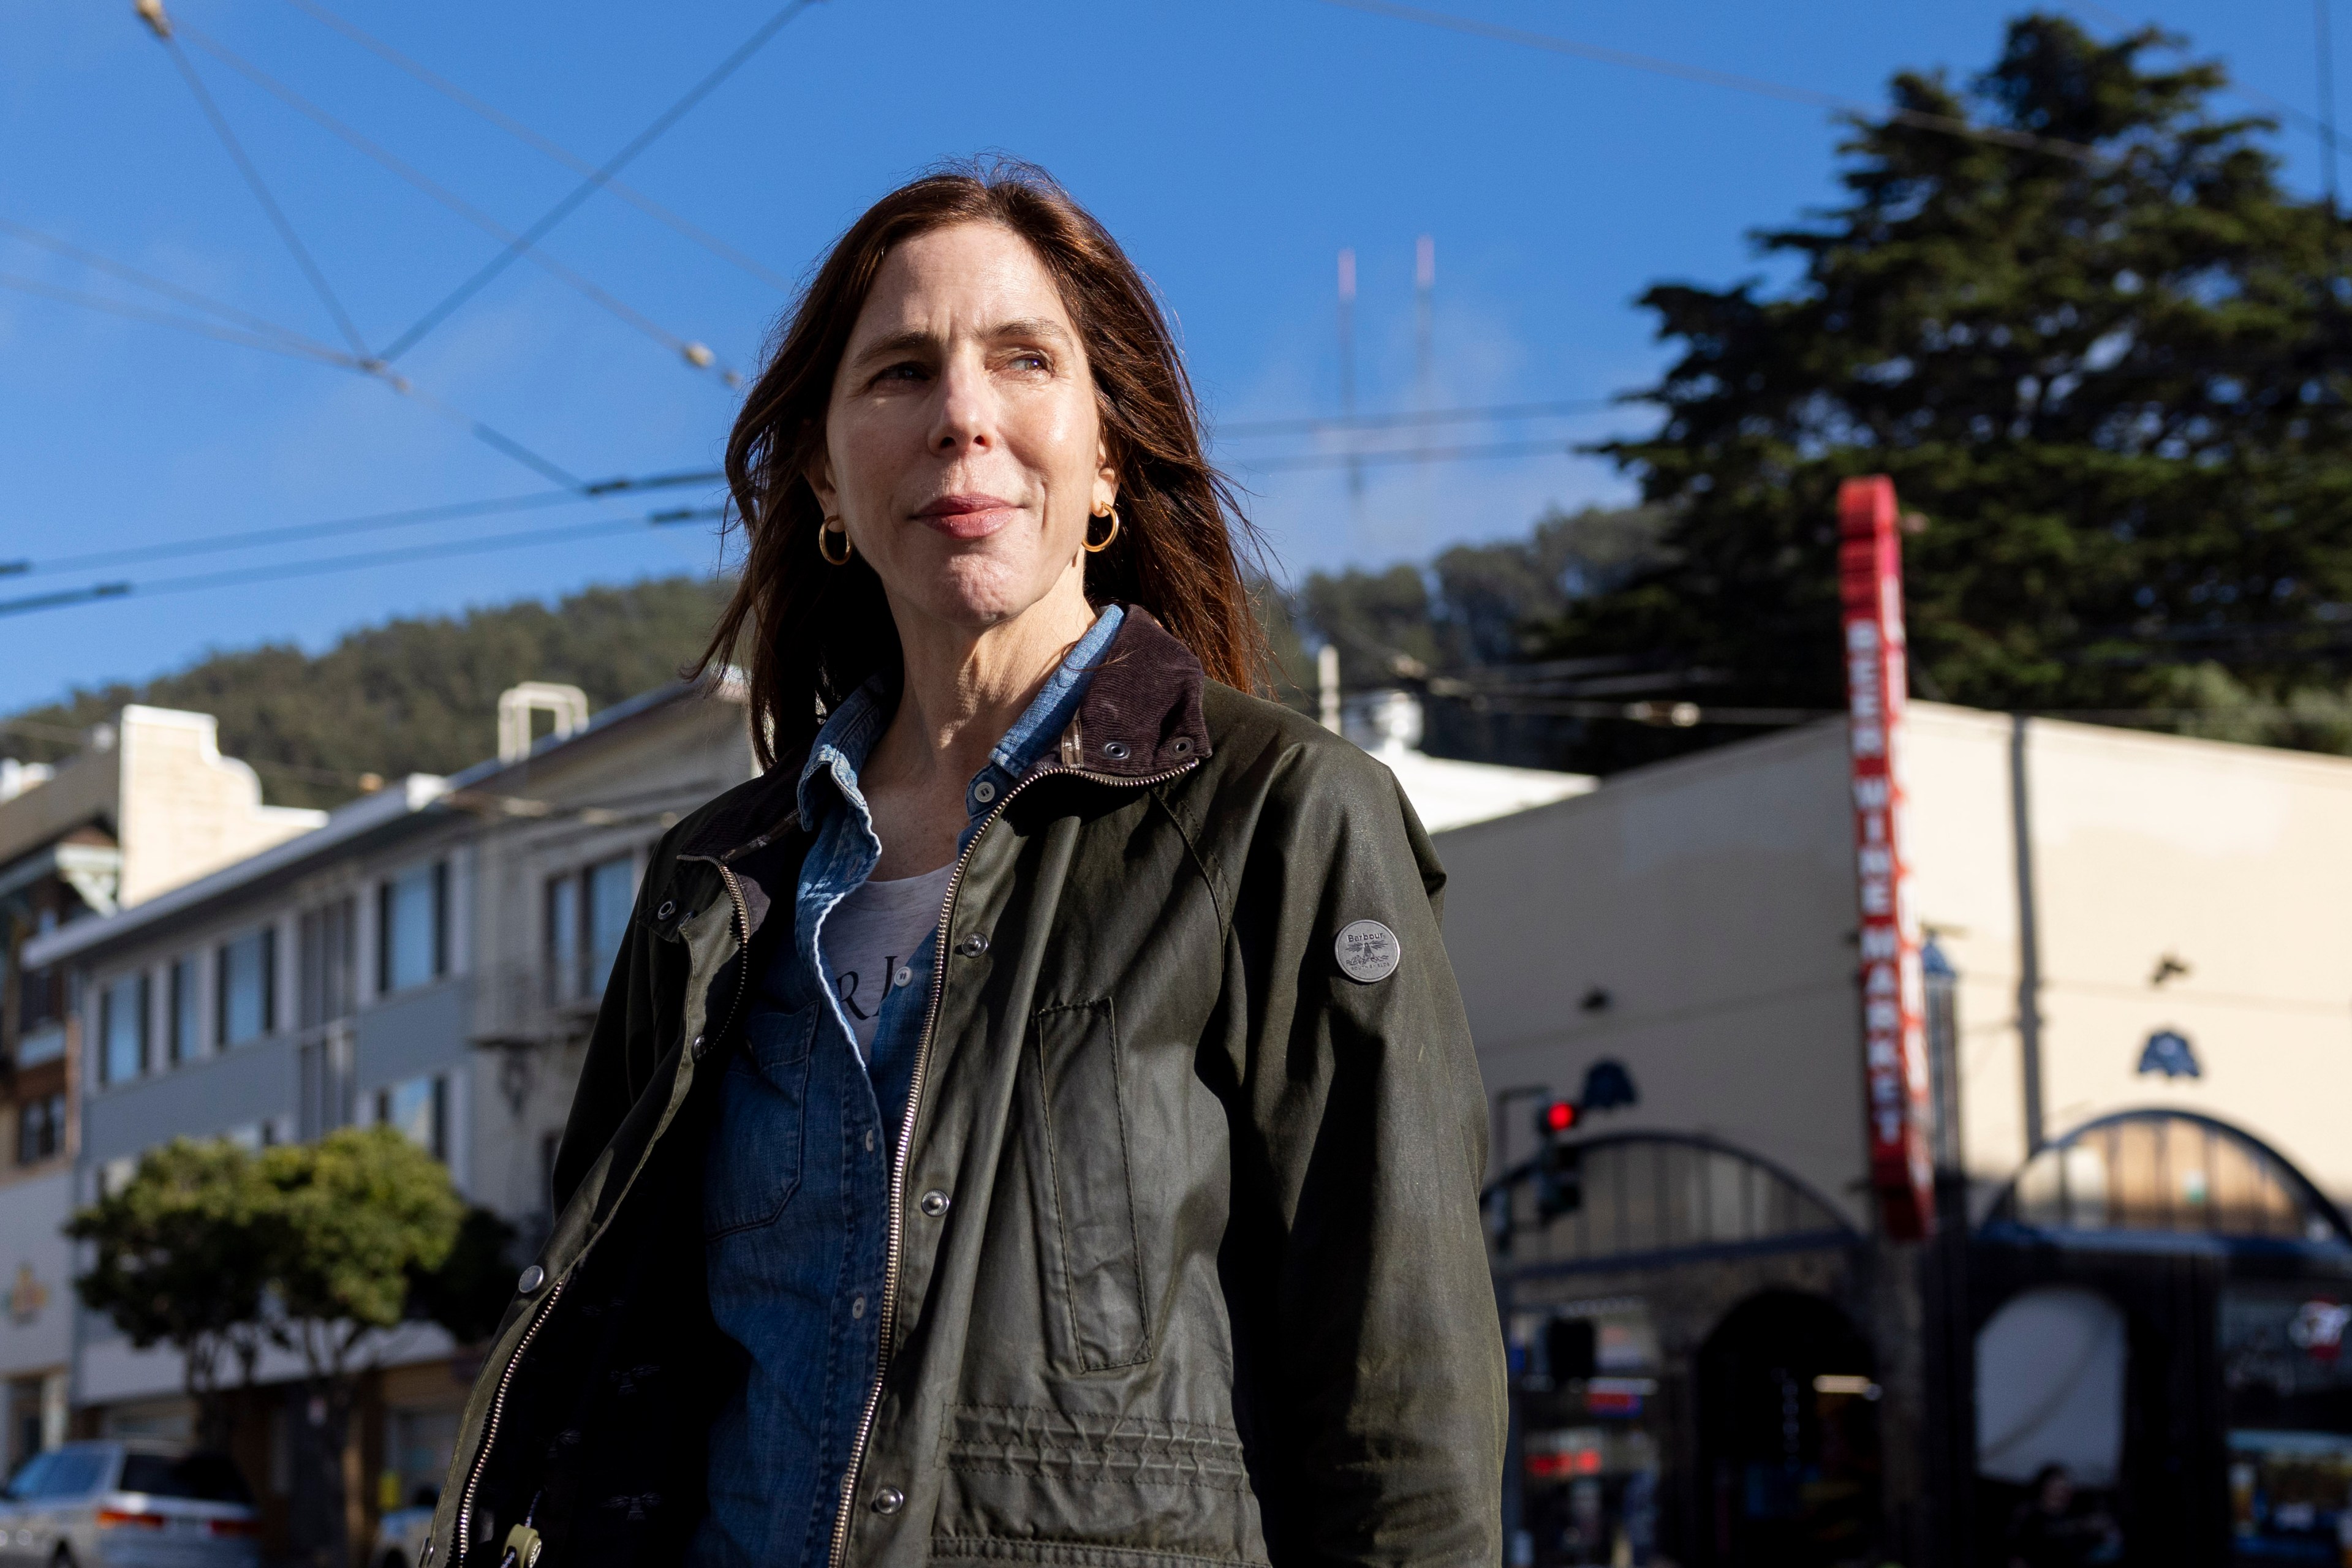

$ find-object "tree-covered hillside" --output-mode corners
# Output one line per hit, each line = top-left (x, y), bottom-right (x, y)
(4, 577), (735, 809)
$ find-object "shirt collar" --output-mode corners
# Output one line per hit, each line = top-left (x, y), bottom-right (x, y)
(794, 603), (1126, 828)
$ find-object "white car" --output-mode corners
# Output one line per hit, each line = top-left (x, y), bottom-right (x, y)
(0, 1441), (260, 1567)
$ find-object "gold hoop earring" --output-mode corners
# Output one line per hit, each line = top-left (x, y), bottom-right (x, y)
(817, 517), (853, 566)
(1084, 507), (1121, 554)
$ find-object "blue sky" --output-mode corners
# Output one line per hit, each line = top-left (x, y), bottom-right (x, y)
(0, 0), (2336, 713)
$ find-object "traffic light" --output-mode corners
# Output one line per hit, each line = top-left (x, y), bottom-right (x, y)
(1532, 1096), (1584, 1221)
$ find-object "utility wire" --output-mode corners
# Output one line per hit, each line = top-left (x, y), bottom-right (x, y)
(276, 0), (797, 295)
(1234, 438), (1575, 472)
(377, 0), (819, 364)
(17, 491), (587, 576)
(0, 271), (354, 368)
(0, 217), (335, 355)
(4, 470), (724, 579)
(0, 507), (723, 619)
(1219, 397), (1614, 437)
(1312, 0), (2102, 165)
(147, 21), (372, 357)
(179, 23), (743, 384)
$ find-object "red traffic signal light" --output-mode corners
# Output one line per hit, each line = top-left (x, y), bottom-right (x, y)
(1538, 1099), (1578, 1136)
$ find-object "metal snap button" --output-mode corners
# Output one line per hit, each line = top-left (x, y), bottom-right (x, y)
(864, 1128), (877, 1152)
(872, 1487), (904, 1515)
(893, 965), (913, 988)
(690, 1034), (707, 1061)
(1102, 741), (1131, 761)
(956, 932), (989, 957)
(1170, 737), (1192, 755)
(656, 899), (676, 921)
(850, 1294), (866, 1319)
(972, 779), (997, 804)
(516, 1264), (546, 1296)
(920, 1189), (949, 1217)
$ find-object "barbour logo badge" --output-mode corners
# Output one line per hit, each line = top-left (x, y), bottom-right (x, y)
(1335, 920), (1401, 984)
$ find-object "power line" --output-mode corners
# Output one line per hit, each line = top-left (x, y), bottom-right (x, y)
(0, 507), (723, 620)
(0, 270), (354, 368)
(0, 217), (336, 355)
(6, 469), (725, 579)
(1233, 437), (1576, 472)
(16, 491), (586, 576)
(377, 0), (819, 364)
(277, 0), (798, 295)
(179, 23), (743, 384)
(1219, 397), (1615, 438)
(145, 17), (372, 356)
(1311, 0), (2102, 165)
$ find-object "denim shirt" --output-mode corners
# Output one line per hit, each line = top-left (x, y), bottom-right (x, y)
(692, 605), (1125, 1568)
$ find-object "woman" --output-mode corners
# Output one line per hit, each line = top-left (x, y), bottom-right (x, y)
(427, 163), (1503, 1568)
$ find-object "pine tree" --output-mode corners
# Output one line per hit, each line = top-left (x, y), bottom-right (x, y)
(1551, 15), (2352, 745)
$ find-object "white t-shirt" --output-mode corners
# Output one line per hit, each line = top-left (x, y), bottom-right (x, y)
(822, 864), (953, 1057)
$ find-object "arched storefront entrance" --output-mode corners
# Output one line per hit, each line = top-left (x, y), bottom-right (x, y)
(1489, 1130), (1868, 1567)
(1695, 1291), (1883, 1568)
(1973, 1110), (2352, 1567)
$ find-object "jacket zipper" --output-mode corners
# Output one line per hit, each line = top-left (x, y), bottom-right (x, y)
(455, 1275), (567, 1564)
(452, 865), (758, 1566)
(711, 865), (754, 1058)
(824, 758), (1199, 1568)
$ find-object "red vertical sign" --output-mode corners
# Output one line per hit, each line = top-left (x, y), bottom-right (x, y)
(1839, 476), (1935, 1242)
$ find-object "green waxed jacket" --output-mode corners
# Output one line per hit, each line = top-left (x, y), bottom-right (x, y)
(426, 608), (1505, 1568)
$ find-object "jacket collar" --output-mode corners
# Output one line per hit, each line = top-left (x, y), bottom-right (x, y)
(677, 603), (1209, 865)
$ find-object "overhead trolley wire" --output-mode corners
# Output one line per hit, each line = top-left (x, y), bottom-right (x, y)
(376, 0), (820, 365)
(276, 0), (797, 295)
(0, 270), (354, 368)
(0, 217), (335, 355)
(4, 469), (724, 580)
(178, 23), (744, 384)
(1218, 397), (1616, 438)
(1234, 437), (1576, 472)
(1310, 0), (2103, 165)
(0, 505), (724, 620)
(140, 6), (374, 356)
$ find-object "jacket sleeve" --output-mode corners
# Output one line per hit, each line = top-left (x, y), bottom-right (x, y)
(1221, 737), (1507, 1568)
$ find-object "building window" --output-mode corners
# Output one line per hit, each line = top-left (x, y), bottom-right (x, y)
(379, 864), (446, 995)
(545, 874), (580, 1002)
(100, 973), (147, 1087)
(586, 856), (633, 993)
(217, 928), (276, 1048)
(298, 897), (357, 1028)
(371, 1075), (447, 1161)
(168, 956), (201, 1065)
(15, 1095), (63, 1166)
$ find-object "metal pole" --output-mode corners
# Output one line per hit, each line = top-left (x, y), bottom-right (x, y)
(2008, 714), (2046, 1153)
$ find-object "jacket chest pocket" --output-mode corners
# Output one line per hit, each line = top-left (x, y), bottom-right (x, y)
(1028, 998), (1150, 1371)
(703, 1003), (816, 1238)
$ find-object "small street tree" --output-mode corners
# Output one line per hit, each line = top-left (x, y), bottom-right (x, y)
(260, 1127), (463, 1568)
(67, 1139), (274, 1453)
(70, 1128), (469, 1567)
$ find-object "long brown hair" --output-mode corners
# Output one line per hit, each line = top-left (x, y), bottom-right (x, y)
(696, 160), (1269, 769)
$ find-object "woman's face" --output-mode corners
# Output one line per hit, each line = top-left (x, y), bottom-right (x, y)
(811, 221), (1116, 635)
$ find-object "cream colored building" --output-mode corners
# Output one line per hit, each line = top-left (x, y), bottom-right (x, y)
(23, 677), (755, 1545)
(0, 707), (319, 1470)
(1438, 704), (2352, 1568)
(1445, 704), (2352, 1226)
